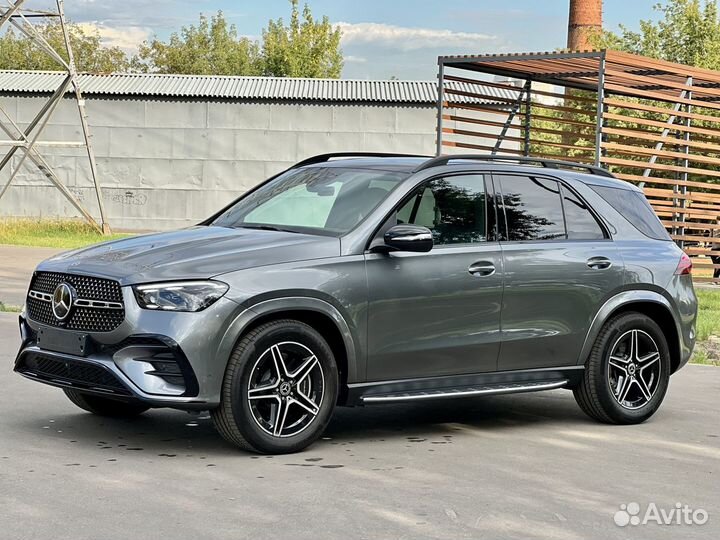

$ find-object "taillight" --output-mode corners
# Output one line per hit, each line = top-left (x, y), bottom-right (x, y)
(675, 252), (692, 275)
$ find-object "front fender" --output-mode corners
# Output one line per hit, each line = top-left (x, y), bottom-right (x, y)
(577, 289), (684, 369)
(213, 296), (361, 386)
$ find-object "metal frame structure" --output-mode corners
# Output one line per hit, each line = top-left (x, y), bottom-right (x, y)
(0, 0), (109, 234)
(436, 49), (720, 281)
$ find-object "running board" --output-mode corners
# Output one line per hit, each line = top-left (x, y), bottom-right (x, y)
(360, 379), (569, 404)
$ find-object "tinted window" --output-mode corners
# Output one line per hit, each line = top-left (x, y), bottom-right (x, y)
(397, 175), (486, 245)
(562, 186), (606, 240)
(496, 175), (566, 241)
(590, 185), (671, 241)
(212, 166), (408, 236)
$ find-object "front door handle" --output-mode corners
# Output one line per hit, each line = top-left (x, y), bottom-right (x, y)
(468, 261), (496, 277)
(587, 256), (612, 270)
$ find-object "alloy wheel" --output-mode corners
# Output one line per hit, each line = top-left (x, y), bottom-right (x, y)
(247, 341), (325, 438)
(607, 329), (662, 410)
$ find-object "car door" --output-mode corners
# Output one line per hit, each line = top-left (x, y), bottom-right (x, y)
(364, 173), (504, 381)
(494, 173), (624, 371)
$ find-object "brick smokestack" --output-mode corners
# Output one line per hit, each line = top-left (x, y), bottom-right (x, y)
(567, 0), (603, 50)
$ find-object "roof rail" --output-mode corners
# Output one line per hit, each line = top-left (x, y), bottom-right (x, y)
(293, 152), (430, 169)
(413, 154), (615, 178)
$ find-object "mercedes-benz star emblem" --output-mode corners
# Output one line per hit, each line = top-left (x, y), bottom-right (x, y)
(52, 282), (75, 321)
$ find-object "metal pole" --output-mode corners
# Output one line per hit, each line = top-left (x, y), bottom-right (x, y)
(8, 12), (69, 70)
(0, 106), (102, 233)
(523, 79), (532, 156)
(642, 78), (691, 178)
(435, 59), (445, 157)
(57, 0), (110, 234)
(0, 75), (73, 201)
(594, 51), (606, 167)
(492, 80), (527, 155)
(680, 78), (692, 251)
(0, 73), (72, 171)
(0, 1), (27, 26)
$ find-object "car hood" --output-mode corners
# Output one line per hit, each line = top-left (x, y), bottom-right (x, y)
(37, 226), (341, 285)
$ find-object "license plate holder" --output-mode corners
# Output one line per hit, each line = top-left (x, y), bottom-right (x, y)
(37, 326), (90, 357)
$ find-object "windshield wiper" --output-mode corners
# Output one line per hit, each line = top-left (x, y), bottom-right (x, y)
(234, 224), (302, 234)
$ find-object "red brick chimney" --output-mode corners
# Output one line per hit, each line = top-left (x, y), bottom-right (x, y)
(567, 0), (603, 50)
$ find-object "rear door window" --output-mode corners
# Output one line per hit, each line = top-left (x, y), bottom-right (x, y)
(495, 175), (566, 241)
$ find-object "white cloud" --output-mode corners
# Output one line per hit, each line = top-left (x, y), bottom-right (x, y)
(336, 22), (496, 52)
(344, 55), (367, 63)
(77, 23), (152, 53)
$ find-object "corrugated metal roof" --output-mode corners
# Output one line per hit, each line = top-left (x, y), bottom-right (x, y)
(0, 70), (518, 103)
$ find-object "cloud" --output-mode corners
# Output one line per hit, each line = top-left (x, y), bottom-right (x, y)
(344, 55), (367, 64)
(76, 23), (152, 53)
(67, 0), (200, 30)
(336, 22), (496, 52)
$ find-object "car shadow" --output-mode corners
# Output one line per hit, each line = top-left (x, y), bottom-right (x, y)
(10, 390), (588, 456)
(325, 390), (588, 441)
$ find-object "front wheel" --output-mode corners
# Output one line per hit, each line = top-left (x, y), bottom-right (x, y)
(574, 312), (671, 424)
(212, 319), (339, 454)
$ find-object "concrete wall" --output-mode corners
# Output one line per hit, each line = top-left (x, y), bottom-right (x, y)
(0, 95), (506, 231)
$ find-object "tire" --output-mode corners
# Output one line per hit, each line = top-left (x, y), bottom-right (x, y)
(211, 319), (339, 454)
(574, 312), (671, 424)
(63, 389), (149, 417)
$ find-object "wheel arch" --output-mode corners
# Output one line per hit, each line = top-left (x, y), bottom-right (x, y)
(215, 297), (360, 404)
(579, 291), (682, 374)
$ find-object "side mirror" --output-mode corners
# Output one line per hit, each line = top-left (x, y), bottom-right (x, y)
(383, 225), (433, 253)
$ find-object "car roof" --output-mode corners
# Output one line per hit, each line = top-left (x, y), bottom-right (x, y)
(303, 156), (428, 172)
(302, 155), (639, 191)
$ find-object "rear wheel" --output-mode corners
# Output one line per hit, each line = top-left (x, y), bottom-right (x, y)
(63, 389), (149, 417)
(212, 319), (339, 454)
(574, 312), (671, 424)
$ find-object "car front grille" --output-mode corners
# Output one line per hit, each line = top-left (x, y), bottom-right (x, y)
(16, 351), (131, 395)
(26, 272), (125, 333)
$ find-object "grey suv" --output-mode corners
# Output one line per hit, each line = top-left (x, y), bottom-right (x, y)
(15, 153), (697, 454)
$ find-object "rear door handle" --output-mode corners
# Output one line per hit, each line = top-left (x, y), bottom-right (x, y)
(587, 256), (612, 270)
(468, 261), (496, 277)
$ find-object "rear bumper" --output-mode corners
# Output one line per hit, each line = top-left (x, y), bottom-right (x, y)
(670, 275), (697, 372)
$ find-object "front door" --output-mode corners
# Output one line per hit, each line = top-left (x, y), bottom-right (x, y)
(493, 173), (624, 371)
(365, 173), (504, 381)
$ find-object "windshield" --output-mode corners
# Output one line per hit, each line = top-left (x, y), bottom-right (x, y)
(211, 166), (410, 236)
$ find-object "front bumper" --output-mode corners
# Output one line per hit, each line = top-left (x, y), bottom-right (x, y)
(15, 287), (244, 408)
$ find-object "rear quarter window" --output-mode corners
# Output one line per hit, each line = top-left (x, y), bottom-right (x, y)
(590, 185), (671, 241)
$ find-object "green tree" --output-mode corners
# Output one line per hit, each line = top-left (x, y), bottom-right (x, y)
(262, 0), (343, 78)
(0, 24), (129, 73)
(134, 2), (343, 78)
(133, 11), (263, 75)
(594, 0), (720, 70)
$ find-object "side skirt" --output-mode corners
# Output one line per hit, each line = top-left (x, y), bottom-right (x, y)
(346, 366), (584, 406)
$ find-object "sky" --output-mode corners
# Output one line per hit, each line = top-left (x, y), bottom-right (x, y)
(54, 0), (663, 80)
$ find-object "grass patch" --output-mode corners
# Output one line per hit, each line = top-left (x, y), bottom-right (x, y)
(0, 301), (21, 313)
(695, 289), (720, 342)
(0, 218), (132, 249)
(690, 348), (720, 366)
(691, 288), (720, 365)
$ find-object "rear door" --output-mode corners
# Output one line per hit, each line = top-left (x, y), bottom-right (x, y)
(494, 173), (624, 371)
(365, 173), (504, 381)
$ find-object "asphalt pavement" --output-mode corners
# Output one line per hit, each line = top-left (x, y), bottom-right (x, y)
(0, 312), (718, 540)
(0, 245), (63, 306)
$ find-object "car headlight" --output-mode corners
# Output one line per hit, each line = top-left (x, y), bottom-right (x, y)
(133, 281), (229, 312)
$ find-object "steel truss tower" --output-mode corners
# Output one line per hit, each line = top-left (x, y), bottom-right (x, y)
(0, 0), (110, 234)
